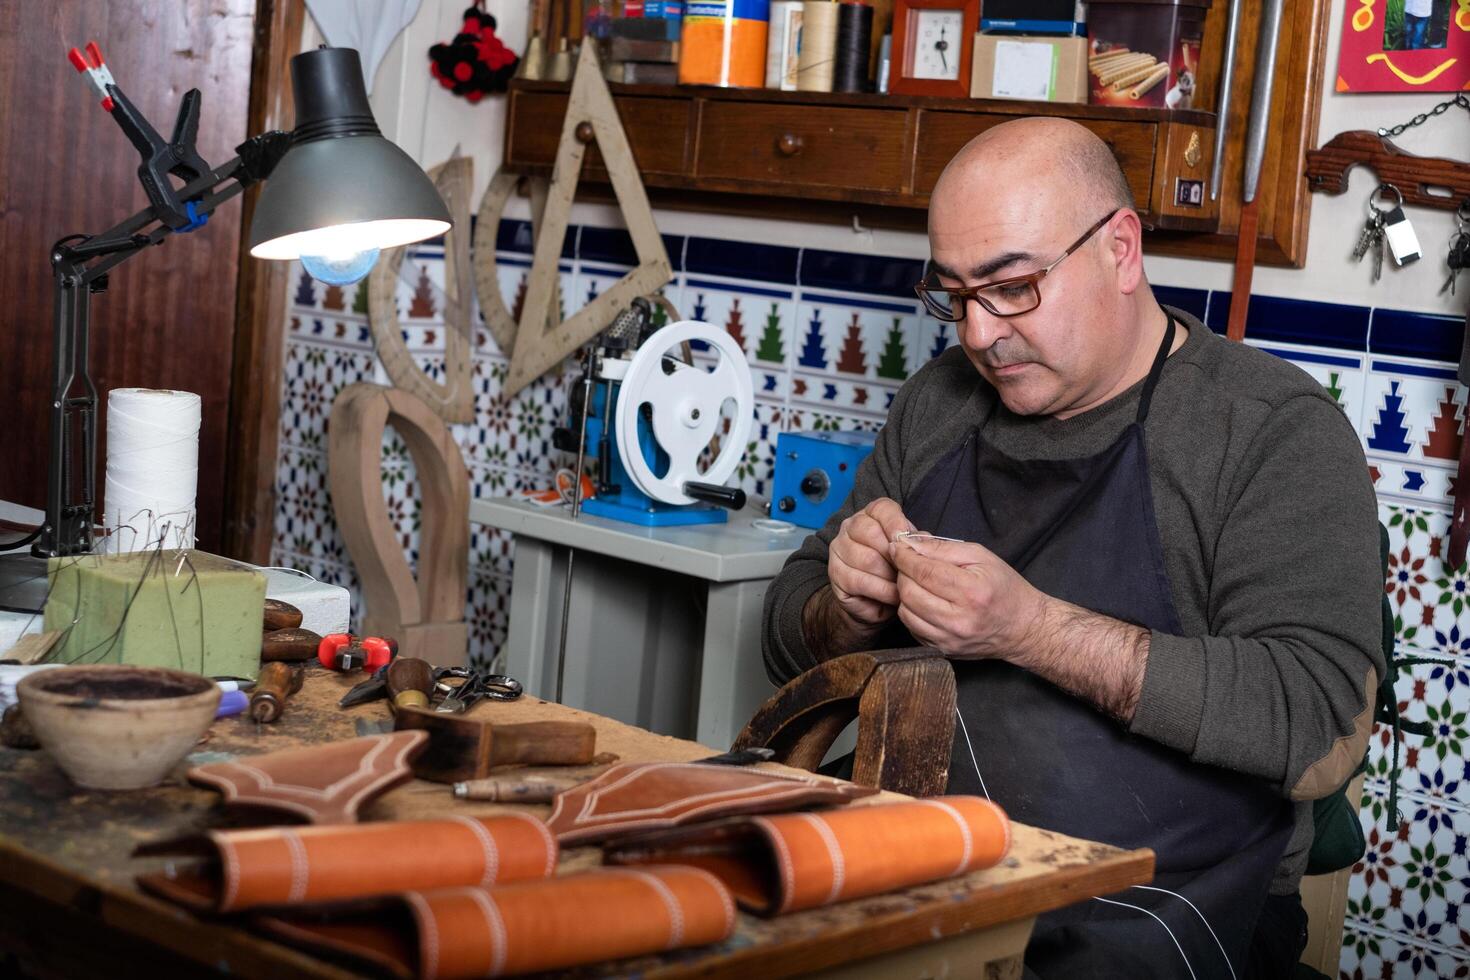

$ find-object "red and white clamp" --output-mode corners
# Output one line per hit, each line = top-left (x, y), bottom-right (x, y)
(67, 41), (116, 112)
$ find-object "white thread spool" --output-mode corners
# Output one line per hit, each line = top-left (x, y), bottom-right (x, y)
(102, 388), (201, 553)
(766, 1), (803, 90)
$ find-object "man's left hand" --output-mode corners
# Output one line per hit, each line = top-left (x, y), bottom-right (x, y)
(889, 535), (1048, 661)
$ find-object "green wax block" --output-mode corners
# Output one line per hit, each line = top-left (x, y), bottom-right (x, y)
(43, 550), (266, 678)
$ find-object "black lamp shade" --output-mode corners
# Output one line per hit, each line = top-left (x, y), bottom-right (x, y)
(248, 48), (450, 261)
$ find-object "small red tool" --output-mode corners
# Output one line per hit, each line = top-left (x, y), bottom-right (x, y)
(317, 633), (396, 673)
(67, 41), (116, 112)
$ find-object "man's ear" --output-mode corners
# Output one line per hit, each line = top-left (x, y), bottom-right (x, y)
(1110, 210), (1146, 295)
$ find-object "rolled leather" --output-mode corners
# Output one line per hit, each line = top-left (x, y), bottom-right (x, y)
(136, 813), (557, 913)
(257, 866), (736, 980)
(606, 796), (1011, 915)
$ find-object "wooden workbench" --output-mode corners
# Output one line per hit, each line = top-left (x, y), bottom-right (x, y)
(0, 668), (1154, 978)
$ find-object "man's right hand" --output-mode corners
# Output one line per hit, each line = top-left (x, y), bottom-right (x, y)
(827, 497), (916, 630)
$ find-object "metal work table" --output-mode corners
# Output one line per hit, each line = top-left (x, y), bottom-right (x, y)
(470, 497), (804, 749)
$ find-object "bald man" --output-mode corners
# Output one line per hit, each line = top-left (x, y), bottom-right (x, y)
(762, 119), (1383, 979)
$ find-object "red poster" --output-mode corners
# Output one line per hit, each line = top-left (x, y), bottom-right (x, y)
(1337, 0), (1470, 92)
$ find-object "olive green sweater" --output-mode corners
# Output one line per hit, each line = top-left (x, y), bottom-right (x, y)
(762, 309), (1384, 893)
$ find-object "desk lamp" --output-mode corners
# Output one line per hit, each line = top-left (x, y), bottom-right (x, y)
(0, 45), (448, 597)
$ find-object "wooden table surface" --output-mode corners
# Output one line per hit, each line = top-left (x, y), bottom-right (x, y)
(0, 667), (1154, 979)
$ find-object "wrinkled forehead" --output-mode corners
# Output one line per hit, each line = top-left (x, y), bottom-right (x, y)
(929, 153), (1080, 260)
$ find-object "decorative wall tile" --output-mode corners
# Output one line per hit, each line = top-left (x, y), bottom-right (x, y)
(1364, 358), (1463, 511)
(1249, 340), (1370, 436)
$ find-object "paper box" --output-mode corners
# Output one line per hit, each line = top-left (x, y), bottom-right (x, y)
(970, 34), (1087, 104)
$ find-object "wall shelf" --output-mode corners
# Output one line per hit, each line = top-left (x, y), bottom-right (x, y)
(503, 79), (1221, 234)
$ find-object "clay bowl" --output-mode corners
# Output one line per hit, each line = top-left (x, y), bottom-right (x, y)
(17, 665), (220, 790)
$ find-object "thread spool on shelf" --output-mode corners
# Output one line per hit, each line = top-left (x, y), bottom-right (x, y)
(797, 0), (840, 91)
(765, 0), (803, 90)
(833, 2), (873, 93)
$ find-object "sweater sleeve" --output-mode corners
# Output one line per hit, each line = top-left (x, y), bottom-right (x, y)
(761, 372), (923, 685)
(1129, 394), (1385, 801)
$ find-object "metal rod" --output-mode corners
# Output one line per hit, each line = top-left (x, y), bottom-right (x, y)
(1209, 0), (1244, 202)
(1241, 0), (1286, 205)
(555, 361), (596, 704)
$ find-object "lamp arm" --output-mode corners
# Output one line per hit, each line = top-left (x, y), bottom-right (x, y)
(26, 129), (292, 558)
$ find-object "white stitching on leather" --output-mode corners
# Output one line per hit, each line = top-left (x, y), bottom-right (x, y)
(623, 869), (685, 948)
(217, 834), (241, 910)
(454, 816), (500, 887)
(405, 891), (440, 980)
(468, 887), (509, 977)
(752, 816), (795, 914)
(797, 814), (846, 905)
(917, 799), (972, 876)
(280, 829), (309, 903)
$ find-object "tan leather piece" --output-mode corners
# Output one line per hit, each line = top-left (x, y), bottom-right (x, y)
(545, 761), (877, 846)
(607, 796), (1011, 916)
(1289, 667), (1377, 802)
(187, 731), (428, 824)
(136, 814), (557, 913)
(256, 867), (736, 980)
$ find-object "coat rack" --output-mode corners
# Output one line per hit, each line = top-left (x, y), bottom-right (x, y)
(1305, 130), (1470, 209)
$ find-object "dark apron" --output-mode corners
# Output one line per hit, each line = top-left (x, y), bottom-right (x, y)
(904, 317), (1292, 979)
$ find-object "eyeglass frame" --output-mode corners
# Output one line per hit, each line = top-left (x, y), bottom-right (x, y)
(914, 209), (1121, 322)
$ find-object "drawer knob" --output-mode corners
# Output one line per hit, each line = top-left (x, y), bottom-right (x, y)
(776, 133), (804, 157)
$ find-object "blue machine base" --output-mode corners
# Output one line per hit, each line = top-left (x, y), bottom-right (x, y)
(581, 497), (728, 527)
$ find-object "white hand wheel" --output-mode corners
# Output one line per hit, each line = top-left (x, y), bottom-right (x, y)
(614, 320), (754, 506)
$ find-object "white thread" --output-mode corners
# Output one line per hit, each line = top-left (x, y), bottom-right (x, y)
(916, 799), (973, 876)
(1131, 885), (1237, 980)
(624, 870), (686, 948)
(798, 814), (847, 904)
(468, 888), (509, 977)
(405, 892), (440, 980)
(1093, 896), (1197, 980)
(281, 829), (310, 903)
(954, 706), (990, 800)
(454, 816), (500, 887)
(217, 835), (241, 911)
(753, 816), (797, 914)
(102, 388), (200, 554)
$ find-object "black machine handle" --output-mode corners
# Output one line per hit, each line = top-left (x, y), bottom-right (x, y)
(683, 482), (746, 510)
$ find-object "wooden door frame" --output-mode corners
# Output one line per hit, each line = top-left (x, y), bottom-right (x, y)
(221, 0), (305, 563)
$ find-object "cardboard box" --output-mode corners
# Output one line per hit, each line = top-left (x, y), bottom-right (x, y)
(970, 34), (1087, 104)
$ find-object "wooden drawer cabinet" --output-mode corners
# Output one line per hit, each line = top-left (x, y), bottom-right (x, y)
(696, 103), (907, 193)
(504, 81), (1219, 232)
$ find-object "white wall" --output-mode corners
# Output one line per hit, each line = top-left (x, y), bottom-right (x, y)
(317, 0), (1467, 316)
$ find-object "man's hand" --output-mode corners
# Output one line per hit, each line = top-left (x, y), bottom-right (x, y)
(828, 498), (916, 630)
(889, 536), (1045, 658)
(890, 535), (1149, 723)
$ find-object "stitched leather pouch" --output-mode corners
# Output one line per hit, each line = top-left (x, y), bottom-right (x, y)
(135, 813), (557, 913)
(186, 731), (427, 824)
(545, 761), (877, 846)
(605, 796), (1011, 915)
(255, 866), (736, 980)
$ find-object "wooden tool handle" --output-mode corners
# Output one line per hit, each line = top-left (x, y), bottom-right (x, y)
(263, 598), (303, 631)
(487, 721), (597, 767)
(453, 774), (583, 803)
(261, 627), (323, 662)
(250, 663), (304, 723)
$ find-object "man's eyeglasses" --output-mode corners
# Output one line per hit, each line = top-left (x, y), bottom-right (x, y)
(915, 210), (1119, 322)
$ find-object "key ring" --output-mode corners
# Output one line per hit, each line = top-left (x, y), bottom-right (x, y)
(1368, 183), (1403, 216)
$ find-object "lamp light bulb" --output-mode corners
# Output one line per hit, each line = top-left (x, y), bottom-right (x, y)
(301, 248), (380, 286)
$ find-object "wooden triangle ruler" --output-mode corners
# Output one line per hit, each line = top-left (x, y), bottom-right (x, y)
(504, 43), (673, 397)
(472, 169), (560, 355)
(368, 155), (476, 423)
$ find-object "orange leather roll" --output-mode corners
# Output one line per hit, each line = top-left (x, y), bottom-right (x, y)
(258, 867), (737, 980)
(136, 813), (557, 913)
(607, 796), (1011, 915)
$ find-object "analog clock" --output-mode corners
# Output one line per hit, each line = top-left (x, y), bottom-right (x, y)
(890, 0), (978, 98)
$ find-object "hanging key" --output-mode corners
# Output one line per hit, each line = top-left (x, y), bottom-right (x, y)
(1351, 210), (1381, 264)
(1376, 184), (1421, 267)
(1443, 202), (1470, 295)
